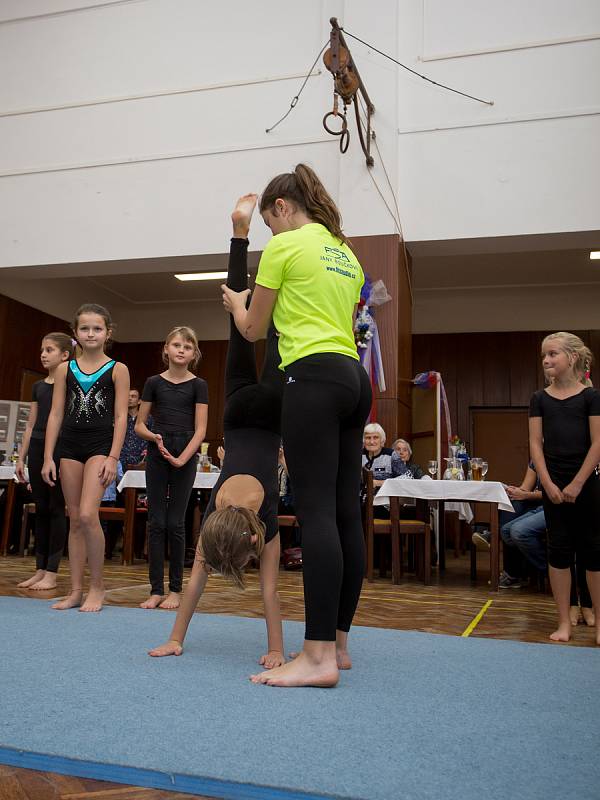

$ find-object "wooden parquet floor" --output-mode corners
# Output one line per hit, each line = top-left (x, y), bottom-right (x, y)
(1, 552), (597, 799)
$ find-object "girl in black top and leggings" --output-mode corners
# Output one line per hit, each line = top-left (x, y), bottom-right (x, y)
(16, 333), (73, 590)
(149, 194), (285, 668)
(136, 328), (208, 610)
(529, 331), (600, 645)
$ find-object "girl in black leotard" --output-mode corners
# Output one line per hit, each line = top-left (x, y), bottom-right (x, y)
(16, 333), (73, 590)
(42, 304), (130, 613)
(149, 195), (285, 668)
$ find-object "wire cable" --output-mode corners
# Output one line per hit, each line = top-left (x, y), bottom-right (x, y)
(356, 97), (414, 304)
(341, 28), (494, 106)
(266, 42), (329, 133)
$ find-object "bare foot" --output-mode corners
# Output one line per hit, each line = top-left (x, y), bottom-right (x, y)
(140, 594), (163, 609)
(159, 592), (180, 610)
(80, 587), (105, 612)
(549, 622), (571, 642)
(231, 193), (258, 237)
(569, 605), (580, 626)
(30, 574), (58, 591)
(289, 648), (351, 670)
(52, 590), (83, 610)
(582, 607), (596, 627)
(250, 651), (339, 688)
(336, 649), (352, 670)
(18, 570), (46, 588)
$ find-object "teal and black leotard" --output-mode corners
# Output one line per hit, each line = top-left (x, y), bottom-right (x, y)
(60, 359), (116, 463)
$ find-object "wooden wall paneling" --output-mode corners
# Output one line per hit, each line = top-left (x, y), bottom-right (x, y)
(350, 234), (412, 441)
(507, 331), (539, 406)
(482, 332), (510, 407)
(0, 294), (70, 401)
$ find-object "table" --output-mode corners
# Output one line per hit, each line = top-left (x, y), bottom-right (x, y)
(375, 479), (513, 591)
(0, 465), (28, 556)
(116, 470), (220, 565)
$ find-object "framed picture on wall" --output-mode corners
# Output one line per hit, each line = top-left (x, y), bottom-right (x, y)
(0, 402), (10, 443)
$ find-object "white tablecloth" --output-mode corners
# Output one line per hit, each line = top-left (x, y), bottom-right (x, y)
(117, 469), (220, 493)
(374, 478), (514, 513)
(0, 465), (28, 482)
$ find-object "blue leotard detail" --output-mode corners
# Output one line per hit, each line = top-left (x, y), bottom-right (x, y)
(69, 359), (115, 393)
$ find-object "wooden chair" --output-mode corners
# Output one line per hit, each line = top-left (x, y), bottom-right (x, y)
(362, 468), (431, 585)
(18, 503), (36, 556)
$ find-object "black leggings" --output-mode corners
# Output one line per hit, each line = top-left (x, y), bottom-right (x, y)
(282, 353), (372, 641)
(543, 470), (600, 571)
(223, 238), (282, 430)
(146, 432), (197, 595)
(28, 438), (67, 573)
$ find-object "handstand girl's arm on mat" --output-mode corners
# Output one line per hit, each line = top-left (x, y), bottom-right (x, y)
(42, 362), (67, 486)
(258, 534), (284, 668)
(222, 283), (277, 343)
(148, 549), (210, 657)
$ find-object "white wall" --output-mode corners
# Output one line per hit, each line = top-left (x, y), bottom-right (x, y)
(397, 0), (600, 240)
(0, 0), (401, 269)
(0, 0), (599, 343)
(1, 0), (598, 271)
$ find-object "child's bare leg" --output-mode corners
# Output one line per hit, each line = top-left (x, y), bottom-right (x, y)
(251, 640), (339, 688)
(231, 193), (258, 238)
(141, 594), (164, 609)
(52, 522), (85, 609)
(549, 566), (572, 642)
(18, 570), (46, 588)
(585, 570), (600, 645)
(30, 571), (58, 590)
(159, 592), (180, 610)
(52, 459), (85, 609)
(78, 457), (108, 612)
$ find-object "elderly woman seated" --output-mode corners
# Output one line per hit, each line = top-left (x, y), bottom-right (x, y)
(362, 423), (394, 487)
(362, 423), (394, 520)
(391, 439), (424, 479)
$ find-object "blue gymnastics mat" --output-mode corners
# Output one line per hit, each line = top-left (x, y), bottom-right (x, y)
(0, 596), (598, 800)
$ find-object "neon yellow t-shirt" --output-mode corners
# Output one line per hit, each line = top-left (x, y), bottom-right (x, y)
(255, 223), (363, 370)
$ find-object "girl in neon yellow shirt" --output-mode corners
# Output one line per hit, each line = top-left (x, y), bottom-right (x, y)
(222, 164), (371, 687)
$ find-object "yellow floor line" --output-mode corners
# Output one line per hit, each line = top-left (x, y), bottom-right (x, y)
(461, 599), (493, 637)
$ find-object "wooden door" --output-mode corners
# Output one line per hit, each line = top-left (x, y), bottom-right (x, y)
(471, 407), (529, 486)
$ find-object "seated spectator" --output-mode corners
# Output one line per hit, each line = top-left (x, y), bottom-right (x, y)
(391, 439), (425, 479)
(119, 388), (151, 470)
(362, 423), (393, 487)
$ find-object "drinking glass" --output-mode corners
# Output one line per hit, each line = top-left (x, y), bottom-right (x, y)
(470, 458), (483, 481)
(201, 456), (212, 473)
(427, 460), (438, 478)
(481, 461), (489, 480)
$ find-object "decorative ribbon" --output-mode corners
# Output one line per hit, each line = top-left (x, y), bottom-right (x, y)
(355, 277), (391, 409)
